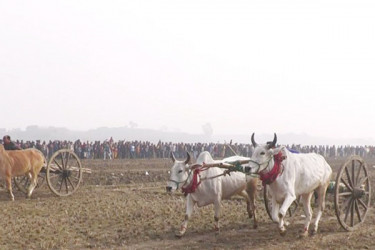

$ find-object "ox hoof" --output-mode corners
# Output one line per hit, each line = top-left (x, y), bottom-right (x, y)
(279, 229), (287, 237)
(284, 220), (290, 227)
(175, 231), (184, 238)
(310, 229), (317, 236)
(299, 230), (308, 238)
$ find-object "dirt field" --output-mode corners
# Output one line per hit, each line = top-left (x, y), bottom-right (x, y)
(0, 157), (374, 249)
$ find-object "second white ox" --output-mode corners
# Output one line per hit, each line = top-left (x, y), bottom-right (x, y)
(167, 151), (258, 237)
(248, 133), (332, 237)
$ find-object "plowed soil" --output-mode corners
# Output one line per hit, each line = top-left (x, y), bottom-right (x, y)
(0, 157), (374, 249)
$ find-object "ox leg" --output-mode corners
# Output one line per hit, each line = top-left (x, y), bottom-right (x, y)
(6, 176), (14, 201)
(278, 194), (296, 236)
(240, 190), (257, 229)
(240, 190), (252, 218)
(268, 188), (286, 225)
(27, 174), (37, 198)
(213, 199), (222, 233)
(271, 196), (280, 223)
(246, 180), (258, 229)
(176, 195), (195, 237)
(312, 182), (329, 235)
(300, 192), (313, 237)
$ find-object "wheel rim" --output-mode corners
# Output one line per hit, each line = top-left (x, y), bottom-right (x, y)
(46, 149), (82, 196)
(334, 155), (371, 231)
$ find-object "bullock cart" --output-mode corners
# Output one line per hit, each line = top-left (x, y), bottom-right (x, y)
(13, 149), (85, 197)
(203, 154), (371, 232)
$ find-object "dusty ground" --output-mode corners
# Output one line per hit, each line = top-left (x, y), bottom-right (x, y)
(0, 157), (374, 249)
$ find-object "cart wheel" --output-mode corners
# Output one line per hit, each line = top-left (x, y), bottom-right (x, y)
(334, 155), (371, 231)
(263, 185), (299, 220)
(46, 149), (83, 196)
(13, 170), (46, 194)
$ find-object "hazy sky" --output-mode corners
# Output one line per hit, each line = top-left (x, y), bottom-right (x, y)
(1, 1), (374, 139)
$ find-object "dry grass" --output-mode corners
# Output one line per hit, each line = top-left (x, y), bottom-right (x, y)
(0, 158), (374, 249)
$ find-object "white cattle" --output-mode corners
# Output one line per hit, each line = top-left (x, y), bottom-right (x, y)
(166, 151), (258, 237)
(248, 133), (332, 237)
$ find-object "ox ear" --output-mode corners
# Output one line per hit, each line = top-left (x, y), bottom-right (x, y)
(185, 152), (191, 164)
(271, 146), (286, 156)
(170, 152), (176, 162)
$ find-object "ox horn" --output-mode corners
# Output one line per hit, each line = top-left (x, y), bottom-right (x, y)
(251, 133), (257, 147)
(267, 133), (277, 149)
(170, 152), (176, 162)
(185, 152), (191, 164)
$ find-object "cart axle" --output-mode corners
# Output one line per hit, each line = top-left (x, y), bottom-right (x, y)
(352, 187), (365, 199)
(62, 169), (71, 178)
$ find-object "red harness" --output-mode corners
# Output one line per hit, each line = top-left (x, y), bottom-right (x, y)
(181, 165), (208, 196)
(259, 152), (285, 186)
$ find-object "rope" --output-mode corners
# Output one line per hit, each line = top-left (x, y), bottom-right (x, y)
(181, 163), (232, 195)
(181, 160), (256, 195)
(168, 170), (192, 189)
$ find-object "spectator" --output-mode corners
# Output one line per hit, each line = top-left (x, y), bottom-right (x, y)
(2, 135), (21, 150)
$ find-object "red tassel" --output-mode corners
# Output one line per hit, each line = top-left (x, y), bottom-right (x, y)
(259, 152), (285, 186)
(182, 168), (202, 195)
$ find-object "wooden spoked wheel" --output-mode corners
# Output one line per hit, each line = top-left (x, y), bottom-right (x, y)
(46, 149), (83, 196)
(263, 184), (299, 220)
(334, 155), (371, 231)
(14, 170), (46, 194)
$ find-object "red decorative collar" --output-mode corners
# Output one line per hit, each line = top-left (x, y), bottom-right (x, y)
(182, 168), (203, 196)
(259, 152), (285, 186)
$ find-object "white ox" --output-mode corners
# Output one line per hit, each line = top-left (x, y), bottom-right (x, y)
(166, 151), (258, 237)
(248, 133), (332, 237)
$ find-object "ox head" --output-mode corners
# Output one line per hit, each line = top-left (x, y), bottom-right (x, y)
(166, 152), (191, 192)
(248, 133), (283, 174)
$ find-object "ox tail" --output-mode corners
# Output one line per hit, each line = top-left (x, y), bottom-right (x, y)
(42, 154), (47, 169)
(42, 153), (48, 169)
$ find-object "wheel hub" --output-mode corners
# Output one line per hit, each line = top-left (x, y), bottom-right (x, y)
(62, 169), (71, 178)
(352, 187), (365, 199)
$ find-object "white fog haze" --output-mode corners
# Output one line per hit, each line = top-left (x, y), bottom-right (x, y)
(1, 1), (375, 144)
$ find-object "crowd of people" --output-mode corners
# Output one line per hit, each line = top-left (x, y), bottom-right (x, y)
(2, 136), (375, 160)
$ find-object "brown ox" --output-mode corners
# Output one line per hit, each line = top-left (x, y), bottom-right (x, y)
(0, 145), (45, 201)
